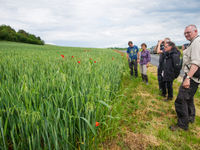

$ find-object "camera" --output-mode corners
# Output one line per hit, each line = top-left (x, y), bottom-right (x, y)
(160, 41), (165, 51)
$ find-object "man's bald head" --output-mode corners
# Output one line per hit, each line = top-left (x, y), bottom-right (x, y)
(186, 24), (198, 31)
(184, 24), (198, 41)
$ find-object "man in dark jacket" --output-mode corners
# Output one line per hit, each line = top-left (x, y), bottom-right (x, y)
(162, 41), (181, 101)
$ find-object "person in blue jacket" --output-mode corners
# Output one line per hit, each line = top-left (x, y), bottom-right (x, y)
(127, 41), (140, 77)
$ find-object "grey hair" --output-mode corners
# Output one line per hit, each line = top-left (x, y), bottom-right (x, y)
(164, 37), (171, 42)
(186, 24), (198, 31)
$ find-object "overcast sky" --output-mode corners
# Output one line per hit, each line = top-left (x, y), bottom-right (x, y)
(0, 0), (200, 48)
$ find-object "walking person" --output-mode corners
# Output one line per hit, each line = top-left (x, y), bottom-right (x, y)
(140, 43), (151, 85)
(127, 41), (140, 77)
(156, 38), (171, 96)
(170, 24), (200, 131)
(162, 41), (181, 101)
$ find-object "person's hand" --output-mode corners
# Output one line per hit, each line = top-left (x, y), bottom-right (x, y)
(158, 40), (163, 45)
(137, 59), (140, 63)
(126, 55), (129, 60)
(146, 63), (149, 68)
(182, 78), (190, 88)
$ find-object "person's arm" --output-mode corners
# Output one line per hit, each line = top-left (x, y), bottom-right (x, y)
(154, 45), (158, 53)
(137, 48), (140, 63)
(137, 53), (140, 63)
(126, 48), (129, 60)
(157, 40), (163, 54)
(183, 39), (200, 88)
(146, 51), (151, 67)
(182, 64), (199, 88)
(182, 45), (185, 51)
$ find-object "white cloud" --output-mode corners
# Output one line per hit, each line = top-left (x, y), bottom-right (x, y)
(0, 0), (200, 47)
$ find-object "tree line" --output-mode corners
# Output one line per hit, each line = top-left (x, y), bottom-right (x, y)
(0, 24), (45, 45)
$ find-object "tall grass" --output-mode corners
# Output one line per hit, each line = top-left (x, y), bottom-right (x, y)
(0, 41), (126, 149)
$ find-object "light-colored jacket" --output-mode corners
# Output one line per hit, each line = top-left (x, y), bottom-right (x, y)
(183, 35), (200, 83)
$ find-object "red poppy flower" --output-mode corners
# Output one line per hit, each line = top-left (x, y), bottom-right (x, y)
(61, 55), (64, 58)
(96, 122), (99, 127)
(112, 57), (114, 60)
(78, 61), (81, 63)
(94, 61), (96, 63)
(72, 56), (74, 58)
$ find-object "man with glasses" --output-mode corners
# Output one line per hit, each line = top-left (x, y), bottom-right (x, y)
(170, 24), (200, 131)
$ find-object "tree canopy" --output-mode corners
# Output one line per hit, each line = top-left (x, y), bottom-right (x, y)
(0, 25), (45, 45)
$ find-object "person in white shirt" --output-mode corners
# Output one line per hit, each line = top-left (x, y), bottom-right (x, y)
(170, 24), (200, 131)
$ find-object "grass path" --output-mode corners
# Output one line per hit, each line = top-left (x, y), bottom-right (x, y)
(102, 64), (200, 150)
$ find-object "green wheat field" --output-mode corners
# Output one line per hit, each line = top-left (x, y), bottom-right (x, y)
(0, 41), (126, 150)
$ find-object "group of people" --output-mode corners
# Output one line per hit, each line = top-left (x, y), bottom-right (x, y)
(127, 41), (151, 85)
(126, 24), (200, 131)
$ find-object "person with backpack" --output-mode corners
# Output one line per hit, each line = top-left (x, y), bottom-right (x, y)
(140, 43), (151, 85)
(161, 41), (181, 101)
(156, 38), (171, 96)
(170, 25), (200, 131)
(127, 41), (140, 77)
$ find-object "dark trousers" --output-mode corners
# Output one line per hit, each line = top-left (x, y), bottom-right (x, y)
(129, 60), (138, 77)
(157, 66), (165, 91)
(162, 81), (173, 98)
(175, 76), (199, 129)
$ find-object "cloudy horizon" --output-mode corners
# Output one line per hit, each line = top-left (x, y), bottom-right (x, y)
(0, 0), (200, 48)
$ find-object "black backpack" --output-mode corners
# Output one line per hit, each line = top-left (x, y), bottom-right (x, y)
(172, 51), (182, 78)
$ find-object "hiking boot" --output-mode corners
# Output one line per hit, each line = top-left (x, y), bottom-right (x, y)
(141, 74), (145, 82)
(163, 97), (173, 102)
(189, 120), (195, 124)
(169, 125), (188, 131)
(160, 93), (166, 97)
(144, 75), (149, 85)
(189, 117), (195, 124)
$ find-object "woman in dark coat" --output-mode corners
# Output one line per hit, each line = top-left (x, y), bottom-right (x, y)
(162, 41), (181, 101)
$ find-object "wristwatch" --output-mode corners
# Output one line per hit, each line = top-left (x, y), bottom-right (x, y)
(186, 75), (191, 79)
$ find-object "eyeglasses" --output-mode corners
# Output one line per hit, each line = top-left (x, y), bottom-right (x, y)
(184, 31), (192, 35)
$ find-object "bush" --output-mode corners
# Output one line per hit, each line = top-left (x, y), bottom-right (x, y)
(0, 24), (45, 45)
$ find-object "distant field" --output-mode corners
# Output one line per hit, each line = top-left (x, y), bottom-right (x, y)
(0, 41), (126, 149)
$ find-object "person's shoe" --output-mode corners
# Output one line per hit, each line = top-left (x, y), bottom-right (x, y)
(141, 74), (145, 82)
(163, 97), (173, 102)
(189, 118), (195, 124)
(189, 120), (194, 124)
(169, 125), (188, 131)
(160, 93), (166, 97)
